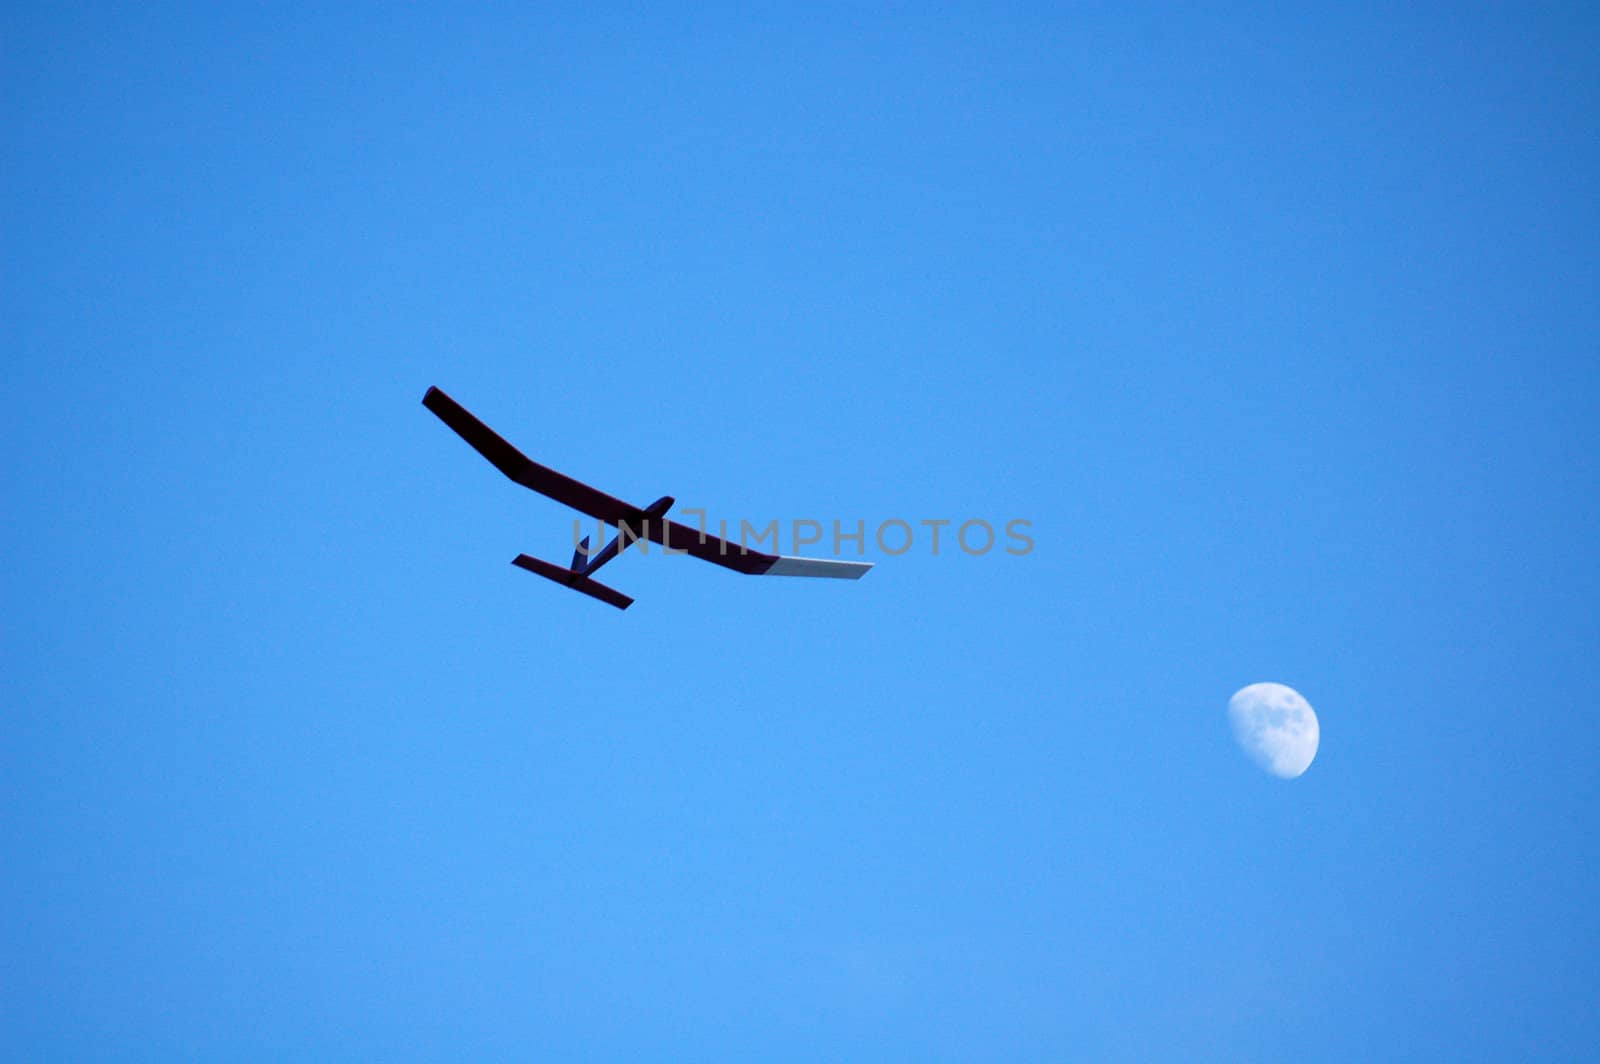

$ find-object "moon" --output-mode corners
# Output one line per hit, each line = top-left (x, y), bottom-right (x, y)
(1228, 683), (1319, 778)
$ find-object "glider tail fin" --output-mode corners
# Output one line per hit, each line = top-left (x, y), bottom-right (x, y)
(512, 553), (633, 610)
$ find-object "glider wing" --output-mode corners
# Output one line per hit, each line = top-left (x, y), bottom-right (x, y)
(423, 385), (646, 526)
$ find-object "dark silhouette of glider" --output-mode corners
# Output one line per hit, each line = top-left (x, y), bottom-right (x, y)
(423, 386), (872, 609)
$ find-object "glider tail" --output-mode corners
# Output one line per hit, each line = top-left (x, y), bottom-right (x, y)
(511, 554), (633, 610)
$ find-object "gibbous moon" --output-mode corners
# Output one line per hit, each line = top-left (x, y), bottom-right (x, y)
(1228, 683), (1319, 778)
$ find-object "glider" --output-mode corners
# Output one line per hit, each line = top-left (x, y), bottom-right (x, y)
(422, 386), (872, 609)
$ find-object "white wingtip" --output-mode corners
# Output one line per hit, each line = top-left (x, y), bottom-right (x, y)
(764, 556), (873, 580)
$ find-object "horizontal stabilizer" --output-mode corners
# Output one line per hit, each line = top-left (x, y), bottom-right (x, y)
(512, 554), (633, 610)
(763, 556), (874, 580)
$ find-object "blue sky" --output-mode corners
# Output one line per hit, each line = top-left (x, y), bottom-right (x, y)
(5, 4), (1597, 1059)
